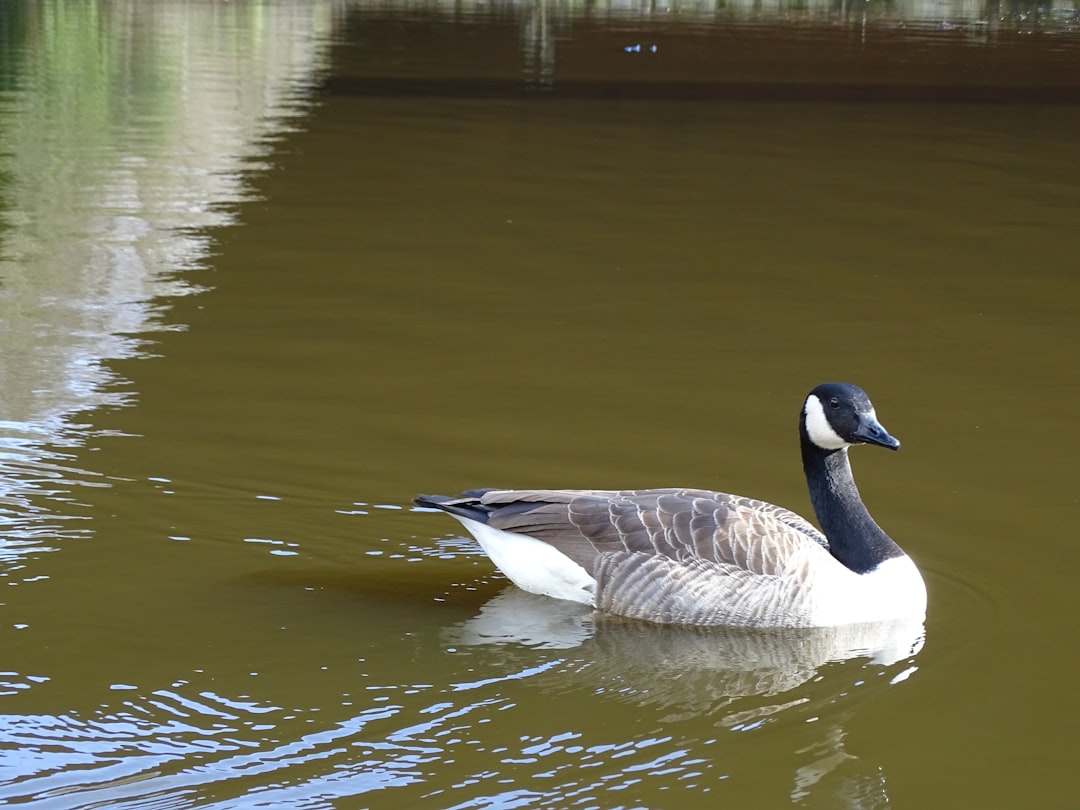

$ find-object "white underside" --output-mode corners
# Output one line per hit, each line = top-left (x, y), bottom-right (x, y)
(456, 517), (597, 605)
(452, 517), (926, 627)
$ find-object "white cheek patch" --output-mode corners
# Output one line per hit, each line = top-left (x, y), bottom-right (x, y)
(803, 394), (850, 450)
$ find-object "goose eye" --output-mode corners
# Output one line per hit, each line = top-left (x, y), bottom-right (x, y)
(828, 397), (840, 409)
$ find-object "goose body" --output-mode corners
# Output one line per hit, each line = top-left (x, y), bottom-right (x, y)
(415, 383), (926, 628)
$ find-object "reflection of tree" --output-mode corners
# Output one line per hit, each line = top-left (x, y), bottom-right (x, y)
(522, 2), (556, 89)
(0, 0), (338, 554)
(448, 586), (924, 808)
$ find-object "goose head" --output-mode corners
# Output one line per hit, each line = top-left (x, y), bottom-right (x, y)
(801, 382), (899, 452)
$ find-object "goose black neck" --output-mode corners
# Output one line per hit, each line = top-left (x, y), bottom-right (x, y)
(800, 436), (904, 574)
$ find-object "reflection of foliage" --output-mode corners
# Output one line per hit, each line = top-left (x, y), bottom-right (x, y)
(0, 4), (32, 251)
(0, 0), (333, 425)
(38, 3), (109, 132)
(0, 4), (30, 92)
(0, 0), (334, 581)
(14, 2), (179, 149)
(0, 2), (169, 279)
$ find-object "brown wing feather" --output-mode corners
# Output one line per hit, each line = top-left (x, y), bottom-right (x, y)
(480, 488), (827, 576)
(449, 488), (837, 626)
(593, 552), (818, 627)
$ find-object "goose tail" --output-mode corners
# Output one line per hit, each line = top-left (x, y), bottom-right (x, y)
(413, 490), (496, 523)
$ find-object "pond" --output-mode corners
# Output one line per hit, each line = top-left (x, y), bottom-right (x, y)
(1, 1), (1077, 808)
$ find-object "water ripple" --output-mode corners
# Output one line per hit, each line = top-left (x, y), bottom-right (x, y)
(0, 689), (421, 808)
(0, 596), (924, 809)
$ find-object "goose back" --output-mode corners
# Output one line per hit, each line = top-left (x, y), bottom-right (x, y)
(421, 488), (852, 627)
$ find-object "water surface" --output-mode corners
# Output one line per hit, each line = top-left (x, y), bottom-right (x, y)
(1, 1), (1078, 808)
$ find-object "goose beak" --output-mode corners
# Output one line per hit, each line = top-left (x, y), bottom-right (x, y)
(855, 412), (901, 450)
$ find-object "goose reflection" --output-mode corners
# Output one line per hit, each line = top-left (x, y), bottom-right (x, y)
(450, 586), (923, 674)
(446, 586), (924, 809)
(447, 587), (923, 719)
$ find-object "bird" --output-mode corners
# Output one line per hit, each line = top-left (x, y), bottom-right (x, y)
(414, 382), (926, 628)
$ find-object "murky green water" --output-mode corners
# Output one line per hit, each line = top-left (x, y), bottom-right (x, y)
(1, 1), (1078, 808)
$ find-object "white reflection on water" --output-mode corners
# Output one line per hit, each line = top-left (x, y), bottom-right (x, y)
(449, 589), (925, 714)
(0, 696), (424, 808)
(450, 587), (923, 669)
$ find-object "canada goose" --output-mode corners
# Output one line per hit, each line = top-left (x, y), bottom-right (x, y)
(414, 383), (926, 628)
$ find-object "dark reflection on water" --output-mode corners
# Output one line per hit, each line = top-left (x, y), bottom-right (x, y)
(333, 0), (1080, 101)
